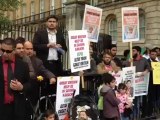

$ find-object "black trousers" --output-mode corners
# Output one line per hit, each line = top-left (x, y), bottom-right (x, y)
(44, 60), (63, 76)
(104, 118), (117, 120)
(0, 103), (15, 120)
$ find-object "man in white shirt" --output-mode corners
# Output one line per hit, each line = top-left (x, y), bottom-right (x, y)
(33, 15), (67, 76)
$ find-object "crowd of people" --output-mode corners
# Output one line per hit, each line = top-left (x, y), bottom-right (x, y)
(0, 14), (160, 120)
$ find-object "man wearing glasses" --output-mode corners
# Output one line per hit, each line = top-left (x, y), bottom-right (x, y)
(0, 38), (31, 120)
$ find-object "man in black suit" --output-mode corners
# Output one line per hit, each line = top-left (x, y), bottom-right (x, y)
(146, 49), (158, 118)
(15, 41), (56, 105)
(0, 38), (31, 120)
(33, 15), (67, 76)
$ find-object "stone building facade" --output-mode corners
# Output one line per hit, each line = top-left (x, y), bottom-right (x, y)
(2, 0), (160, 56)
(98, 0), (160, 55)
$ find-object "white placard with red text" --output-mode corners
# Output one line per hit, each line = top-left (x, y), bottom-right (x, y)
(68, 30), (90, 73)
(134, 73), (150, 97)
(122, 7), (139, 42)
(122, 66), (136, 97)
(82, 4), (102, 43)
(56, 76), (80, 120)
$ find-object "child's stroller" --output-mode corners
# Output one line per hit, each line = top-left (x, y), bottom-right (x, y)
(67, 94), (100, 120)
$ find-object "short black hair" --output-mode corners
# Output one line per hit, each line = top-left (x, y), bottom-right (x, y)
(132, 46), (141, 53)
(118, 83), (126, 90)
(102, 73), (115, 85)
(46, 15), (58, 21)
(110, 44), (117, 49)
(150, 49), (157, 53)
(44, 109), (58, 120)
(15, 40), (24, 48)
(2, 38), (16, 49)
(16, 37), (25, 44)
(153, 47), (160, 51)
(123, 49), (130, 57)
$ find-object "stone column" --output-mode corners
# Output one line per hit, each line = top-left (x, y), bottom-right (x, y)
(64, 1), (87, 70)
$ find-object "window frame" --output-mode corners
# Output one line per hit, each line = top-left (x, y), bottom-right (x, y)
(108, 17), (118, 44)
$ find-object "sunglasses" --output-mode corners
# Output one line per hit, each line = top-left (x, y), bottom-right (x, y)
(1, 48), (13, 53)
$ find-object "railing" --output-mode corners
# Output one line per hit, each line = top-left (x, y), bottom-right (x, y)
(12, 7), (66, 25)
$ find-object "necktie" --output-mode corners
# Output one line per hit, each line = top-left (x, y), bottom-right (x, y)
(7, 61), (14, 94)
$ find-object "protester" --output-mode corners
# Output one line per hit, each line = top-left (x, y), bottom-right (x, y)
(116, 83), (132, 120)
(23, 41), (56, 106)
(0, 38), (31, 120)
(146, 49), (159, 118)
(44, 109), (58, 120)
(33, 15), (67, 76)
(153, 47), (160, 61)
(109, 44), (122, 68)
(125, 46), (150, 119)
(97, 52), (120, 74)
(101, 73), (120, 120)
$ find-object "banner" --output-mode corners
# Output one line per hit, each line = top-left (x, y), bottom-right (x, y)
(111, 71), (123, 86)
(122, 67), (136, 97)
(56, 76), (80, 120)
(134, 73), (150, 96)
(122, 7), (139, 42)
(68, 30), (90, 73)
(82, 4), (102, 43)
(151, 62), (160, 84)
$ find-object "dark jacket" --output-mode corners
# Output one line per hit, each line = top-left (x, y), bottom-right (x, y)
(101, 85), (120, 119)
(33, 29), (67, 62)
(26, 56), (55, 105)
(0, 57), (31, 119)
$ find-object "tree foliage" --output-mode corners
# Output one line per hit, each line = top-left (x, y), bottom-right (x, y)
(0, 0), (22, 11)
(0, 0), (22, 33)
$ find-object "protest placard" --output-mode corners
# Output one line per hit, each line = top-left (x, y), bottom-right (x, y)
(56, 76), (80, 120)
(122, 7), (139, 42)
(68, 30), (90, 73)
(151, 62), (160, 84)
(134, 73), (150, 96)
(82, 4), (102, 43)
(122, 67), (136, 97)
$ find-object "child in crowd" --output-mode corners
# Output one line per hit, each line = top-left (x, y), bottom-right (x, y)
(101, 73), (120, 120)
(116, 83), (132, 120)
(44, 109), (58, 120)
(76, 105), (92, 120)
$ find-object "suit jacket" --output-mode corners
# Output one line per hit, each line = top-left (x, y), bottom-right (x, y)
(28, 56), (55, 105)
(0, 56), (31, 119)
(30, 56), (55, 79)
(33, 29), (67, 62)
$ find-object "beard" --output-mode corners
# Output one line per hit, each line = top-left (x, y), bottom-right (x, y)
(133, 53), (138, 59)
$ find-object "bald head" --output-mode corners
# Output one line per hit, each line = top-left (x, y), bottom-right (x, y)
(24, 41), (34, 57)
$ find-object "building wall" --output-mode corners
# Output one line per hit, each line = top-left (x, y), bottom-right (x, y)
(13, 0), (62, 20)
(100, 0), (160, 55)
(6, 0), (160, 55)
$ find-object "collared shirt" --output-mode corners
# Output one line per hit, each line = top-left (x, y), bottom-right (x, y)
(47, 29), (58, 60)
(2, 57), (15, 104)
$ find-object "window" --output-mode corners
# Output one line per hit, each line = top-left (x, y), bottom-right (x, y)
(108, 18), (117, 44)
(50, 0), (55, 15)
(40, 0), (45, 19)
(62, 0), (67, 14)
(139, 12), (145, 40)
(31, 1), (35, 21)
(21, 3), (26, 23)
(22, 4), (26, 18)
